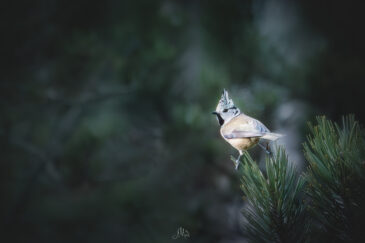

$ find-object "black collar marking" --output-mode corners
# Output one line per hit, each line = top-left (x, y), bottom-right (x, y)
(216, 114), (224, 126)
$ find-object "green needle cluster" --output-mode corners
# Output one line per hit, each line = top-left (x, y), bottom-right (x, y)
(238, 115), (365, 243)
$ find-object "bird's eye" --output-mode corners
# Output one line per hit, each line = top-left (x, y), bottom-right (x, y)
(223, 109), (228, 112)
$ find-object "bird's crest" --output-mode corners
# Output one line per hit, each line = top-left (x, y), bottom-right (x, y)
(216, 89), (235, 112)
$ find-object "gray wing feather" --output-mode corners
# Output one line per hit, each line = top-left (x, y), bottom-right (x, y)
(223, 117), (270, 139)
(251, 118), (270, 133)
(224, 131), (264, 139)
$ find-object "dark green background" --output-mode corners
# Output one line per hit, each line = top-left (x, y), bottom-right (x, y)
(1, 0), (365, 242)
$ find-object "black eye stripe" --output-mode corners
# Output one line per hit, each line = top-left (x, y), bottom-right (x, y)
(223, 107), (236, 112)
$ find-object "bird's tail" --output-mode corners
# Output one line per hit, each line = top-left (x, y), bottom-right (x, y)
(261, 132), (284, 141)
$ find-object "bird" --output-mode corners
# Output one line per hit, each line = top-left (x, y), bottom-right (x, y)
(212, 89), (284, 170)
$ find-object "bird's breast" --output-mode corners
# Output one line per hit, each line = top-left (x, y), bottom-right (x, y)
(225, 137), (259, 151)
(220, 126), (259, 151)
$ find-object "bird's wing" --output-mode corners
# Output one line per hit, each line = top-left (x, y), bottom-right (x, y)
(223, 131), (263, 139)
(249, 117), (271, 133)
(222, 116), (270, 139)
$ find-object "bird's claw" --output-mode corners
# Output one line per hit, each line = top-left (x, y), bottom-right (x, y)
(234, 160), (240, 170)
(230, 155), (241, 170)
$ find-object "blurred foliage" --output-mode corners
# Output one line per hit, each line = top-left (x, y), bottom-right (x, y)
(1, 0), (365, 242)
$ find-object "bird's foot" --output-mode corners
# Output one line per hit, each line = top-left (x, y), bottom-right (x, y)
(258, 143), (272, 155)
(230, 155), (241, 170)
(266, 144), (273, 156)
(234, 160), (240, 170)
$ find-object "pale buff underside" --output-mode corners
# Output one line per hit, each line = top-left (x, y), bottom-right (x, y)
(220, 114), (261, 152)
(223, 137), (260, 151)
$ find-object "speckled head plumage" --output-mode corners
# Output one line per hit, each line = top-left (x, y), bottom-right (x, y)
(212, 89), (241, 126)
(215, 89), (235, 112)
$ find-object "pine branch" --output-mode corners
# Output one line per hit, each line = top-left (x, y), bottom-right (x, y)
(304, 115), (365, 242)
(238, 147), (308, 243)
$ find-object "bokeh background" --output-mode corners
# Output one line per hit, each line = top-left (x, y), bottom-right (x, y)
(1, 0), (365, 242)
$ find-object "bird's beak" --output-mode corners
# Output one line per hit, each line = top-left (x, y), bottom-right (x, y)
(212, 111), (218, 115)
